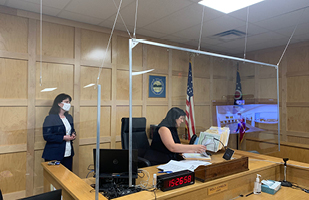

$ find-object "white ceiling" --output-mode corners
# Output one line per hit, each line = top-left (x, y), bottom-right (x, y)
(2, 0), (309, 56)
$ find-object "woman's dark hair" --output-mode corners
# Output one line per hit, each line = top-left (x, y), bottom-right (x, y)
(49, 93), (72, 115)
(161, 107), (186, 127)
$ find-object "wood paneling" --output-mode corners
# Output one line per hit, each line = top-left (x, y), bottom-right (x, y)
(287, 76), (309, 102)
(286, 44), (309, 73)
(172, 75), (186, 101)
(147, 45), (169, 71)
(0, 107), (27, 145)
(0, 152), (26, 193)
(0, 58), (28, 99)
(0, 12), (28, 53)
(34, 150), (44, 191)
(35, 62), (74, 100)
(34, 107), (50, 144)
(36, 21), (74, 58)
(259, 78), (277, 99)
(172, 50), (189, 71)
(195, 105), (210, 133)
(116, 36), (143, 70)
(194, 55), (210, 78)
(80, 66), (111, 100)
(146, 105), (168, 132)
(79, 106), (111, 138)
(80, 29), (111, 63)
(116, 70), (143, 100)
(287, 107), (309, 132)
(194, 77), (210, 102)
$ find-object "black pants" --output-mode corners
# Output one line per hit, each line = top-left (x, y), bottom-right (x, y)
(45, 156), (73, 171)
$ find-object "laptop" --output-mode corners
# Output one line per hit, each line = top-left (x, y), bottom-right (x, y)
(93, 149), (138, 178)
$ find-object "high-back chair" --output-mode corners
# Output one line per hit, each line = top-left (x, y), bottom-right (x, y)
(121, 117), (151, 167)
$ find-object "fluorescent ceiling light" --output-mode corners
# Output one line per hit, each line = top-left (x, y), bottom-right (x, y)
(132, 69), (154, 76)
(83, 83), (95, 88)
(41, 87), (57, 92)
(198, 0), (264, 14)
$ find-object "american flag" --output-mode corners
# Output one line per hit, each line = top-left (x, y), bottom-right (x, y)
(185, 62), (196, 140)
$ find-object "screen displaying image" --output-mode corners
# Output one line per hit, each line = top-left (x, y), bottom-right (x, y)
(216, 104), (278, 133)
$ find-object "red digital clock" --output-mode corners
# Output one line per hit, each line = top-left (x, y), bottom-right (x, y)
(157, 170), (195, 191)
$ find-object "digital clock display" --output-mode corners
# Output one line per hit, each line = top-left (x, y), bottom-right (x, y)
(157, 170), (195, 191)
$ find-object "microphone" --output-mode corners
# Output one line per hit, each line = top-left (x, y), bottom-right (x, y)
(280, 158), (292, 187)
(213, 138), (234, 160)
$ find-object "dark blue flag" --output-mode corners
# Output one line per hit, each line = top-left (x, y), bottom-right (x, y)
(234, 70), (242, 105)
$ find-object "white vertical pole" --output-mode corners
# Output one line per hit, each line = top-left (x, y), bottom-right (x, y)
(276, 67), (280, 151)
(129, 39), (133, 186)
(95, 85), (101, 200)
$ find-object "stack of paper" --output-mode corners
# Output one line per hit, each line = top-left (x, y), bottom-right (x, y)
(157, 160), (212, 172)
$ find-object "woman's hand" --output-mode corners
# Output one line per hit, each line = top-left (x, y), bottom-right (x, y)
(63, 134), (76, 141)
(192, 145), (207, 153)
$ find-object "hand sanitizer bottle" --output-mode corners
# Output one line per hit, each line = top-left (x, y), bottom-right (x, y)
(253, 174), (261, 194)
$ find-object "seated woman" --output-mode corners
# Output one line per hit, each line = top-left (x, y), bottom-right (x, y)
(145, 107), (206, 165)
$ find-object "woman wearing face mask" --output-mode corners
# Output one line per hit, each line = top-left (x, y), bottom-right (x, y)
(145, 107), (206, 165)
(42, 93), (76, 171)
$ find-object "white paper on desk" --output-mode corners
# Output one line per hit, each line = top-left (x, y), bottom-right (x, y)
(179, 160), (212, 171)
(157, 160), (211, 172)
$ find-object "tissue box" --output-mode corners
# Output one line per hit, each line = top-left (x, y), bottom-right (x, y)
(261, 180), (281, 195)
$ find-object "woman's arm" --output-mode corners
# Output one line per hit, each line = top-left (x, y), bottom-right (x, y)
(43, 116), (64, 143)
(159, 127), (206, 153)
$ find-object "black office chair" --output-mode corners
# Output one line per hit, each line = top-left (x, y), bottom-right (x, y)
(18, 189), (61, 200)
(0, 189), (3, 200)
(121, 117), (151, 168)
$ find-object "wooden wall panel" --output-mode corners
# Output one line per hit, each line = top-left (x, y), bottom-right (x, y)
(213, 79), (228, 101)
(35, 62), (74, 100)
(80, 66), (111, 100)
(239, 63), (255, 77)
(0, 13), (28, 53)
(147, 45), (168, 71)
(34, 107), (50, 145)
(0, 58), (28, 99)
(172, 75), (186, 101)
(194, 77), (210, 102)
(0, 152), (26, 193)
(258, 65), (277, 79)
(287, 76), (309, 102)
(116, 36), (143, 70)
(79, 143), (110, 179)
(172, 50), (189, 71)
(286, 44), (309, 73)
(33, 150), (44, 193)
(79, 106), (111, 138)
(195, 105), (210, 134)
(212, 58), (230, 76)
(116, 70), (142, 100)
(146, 106), (169, 135)
(259, 78), (277, 99)
(241, 79), (255, 98)
(0, 107), (27, 145)
(36, 21), (74, 58)
(80, 29), (111, 63)
(194, 55), (210, 78)
(287, 107), (309, 132)
(116, 106), (142, 136)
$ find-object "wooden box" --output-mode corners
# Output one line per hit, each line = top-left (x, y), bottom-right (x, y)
(194, 156), (249, 182)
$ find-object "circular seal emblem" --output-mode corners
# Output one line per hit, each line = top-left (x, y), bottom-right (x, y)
(234, 89), (242, 100)
(151, 78), (164, 95)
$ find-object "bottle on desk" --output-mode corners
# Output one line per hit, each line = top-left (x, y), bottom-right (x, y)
(253, 174), (261, 194)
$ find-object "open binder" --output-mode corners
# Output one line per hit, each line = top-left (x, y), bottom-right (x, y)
(198, 126), (230, 152)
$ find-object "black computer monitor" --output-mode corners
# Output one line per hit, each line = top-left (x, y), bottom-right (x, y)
(93, 149), (138, 177)
(18, 189), (61, 200)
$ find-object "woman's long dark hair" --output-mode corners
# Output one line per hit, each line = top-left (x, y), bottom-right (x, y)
(49, 93), (72, 115)
(160, 107), (186, 128)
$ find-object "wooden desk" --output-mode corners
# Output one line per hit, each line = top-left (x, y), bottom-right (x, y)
(42, 150), (309, 200)
(42, 162), (105, 200)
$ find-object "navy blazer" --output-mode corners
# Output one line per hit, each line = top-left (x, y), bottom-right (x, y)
(42, 114), (75, 161)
